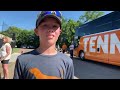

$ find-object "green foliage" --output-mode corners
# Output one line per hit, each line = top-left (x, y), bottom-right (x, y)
(12, 48), (20, 53)
(0, 26), (39, 48)
(57, 11), (104, 48)
(79, 11), (104, 23)
(0, 11), (104, 49)
(57, 17), (81, 47)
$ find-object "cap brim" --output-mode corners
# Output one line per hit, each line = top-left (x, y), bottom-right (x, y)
(37, 15), (62, 28)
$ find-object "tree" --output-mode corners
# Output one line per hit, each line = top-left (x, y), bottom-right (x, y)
(0, 26), (22, 39)
(0, 26), (39, 48)
(57, 17), (81, 47)
(79, 11), (104, 24)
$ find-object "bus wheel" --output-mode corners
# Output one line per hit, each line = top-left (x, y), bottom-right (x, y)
(79, 51), (85, 60)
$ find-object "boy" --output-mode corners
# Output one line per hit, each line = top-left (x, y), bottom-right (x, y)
(13, 11), (74, 79)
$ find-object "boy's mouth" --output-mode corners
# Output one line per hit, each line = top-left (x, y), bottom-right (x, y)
(46, 34), (55, 39)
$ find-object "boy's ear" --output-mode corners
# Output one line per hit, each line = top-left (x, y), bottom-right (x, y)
(34, 28), (39, 36)
(60, 29), (62, 33)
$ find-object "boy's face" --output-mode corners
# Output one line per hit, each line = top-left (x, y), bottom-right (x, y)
(34, 17), (61, 45)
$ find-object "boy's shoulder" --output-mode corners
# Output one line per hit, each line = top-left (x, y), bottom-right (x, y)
(17, 49), (38, 61)
(58, 52), (73, 63)
(22, 49), (38, 55)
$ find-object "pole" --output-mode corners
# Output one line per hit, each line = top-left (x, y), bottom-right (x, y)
(2, 21), (4, 32)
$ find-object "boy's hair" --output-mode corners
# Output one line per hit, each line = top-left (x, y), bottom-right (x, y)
(36, 11), (62, 28)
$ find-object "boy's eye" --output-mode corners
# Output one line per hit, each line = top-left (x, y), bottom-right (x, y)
(40, 23), (59, 30)
(53, 25), (58, 28)
(43, 24), (47, 27)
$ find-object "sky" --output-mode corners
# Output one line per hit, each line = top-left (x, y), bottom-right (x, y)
(0, 11), (113, 31)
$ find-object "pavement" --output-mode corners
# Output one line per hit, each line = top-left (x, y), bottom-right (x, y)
(0, 51), (78, 79)
(9, 53), (21, 62)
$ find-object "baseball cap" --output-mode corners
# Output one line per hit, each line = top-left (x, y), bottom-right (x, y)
(36, 11), (62, 28)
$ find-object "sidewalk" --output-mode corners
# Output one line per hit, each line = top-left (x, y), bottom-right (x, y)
(10, 53), (21, 62)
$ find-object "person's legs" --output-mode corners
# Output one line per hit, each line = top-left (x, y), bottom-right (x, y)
(71, 50), (73, 58)
(1, 60), (9, 79)
(70, 50), (72, 57)
(63, 50), (65, 53)
(70, 50), (73, 58)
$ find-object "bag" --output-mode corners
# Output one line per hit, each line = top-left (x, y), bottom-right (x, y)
(0, 51), (6, 61)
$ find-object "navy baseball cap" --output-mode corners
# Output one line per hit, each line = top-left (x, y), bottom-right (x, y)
(36, 11), (62, 28)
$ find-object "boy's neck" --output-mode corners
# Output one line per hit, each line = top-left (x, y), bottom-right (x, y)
(37, 44), (57, 55)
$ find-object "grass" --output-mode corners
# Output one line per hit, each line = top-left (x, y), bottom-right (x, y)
(12, 48), (20, 53)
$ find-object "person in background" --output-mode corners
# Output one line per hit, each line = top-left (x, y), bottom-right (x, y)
(62, 43), (67, 53)
(13, 11), (74, 79)
(0, 36), (12, 79)
(69, 43), (74, 58)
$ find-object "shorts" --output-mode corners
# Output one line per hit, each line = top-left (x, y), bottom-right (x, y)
(1, 60), (10, 64)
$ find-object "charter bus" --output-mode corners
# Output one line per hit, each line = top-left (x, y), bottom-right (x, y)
(74, 11), (120, 66)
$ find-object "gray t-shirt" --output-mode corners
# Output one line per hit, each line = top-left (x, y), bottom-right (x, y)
(13, 50), (74, 79)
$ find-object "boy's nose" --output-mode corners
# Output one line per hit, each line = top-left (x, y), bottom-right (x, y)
(48, 28), (54, 33)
